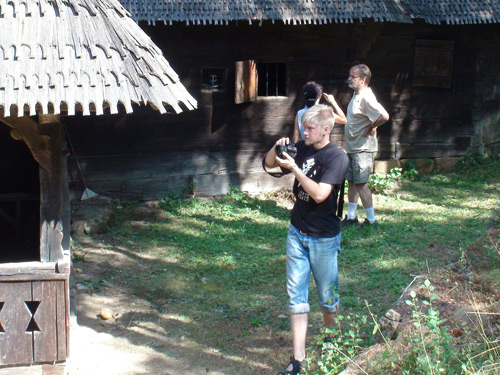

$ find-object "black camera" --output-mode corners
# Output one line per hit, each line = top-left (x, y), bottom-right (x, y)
(275, 142), (297, 159)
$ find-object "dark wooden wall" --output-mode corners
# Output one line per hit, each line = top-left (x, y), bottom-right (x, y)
(64, 20), (500, 198)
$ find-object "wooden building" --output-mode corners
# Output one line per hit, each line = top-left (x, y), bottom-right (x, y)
(62, 0), (500, 198)
(0, 0), (195, 370)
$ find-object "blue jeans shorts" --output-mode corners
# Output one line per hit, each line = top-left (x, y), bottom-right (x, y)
(286, 224), (341, 314)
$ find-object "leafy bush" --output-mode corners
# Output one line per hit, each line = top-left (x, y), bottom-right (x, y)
(401, 167), (419, 181)
(369, 167), (402, 194)
(402, 280), (462, 374)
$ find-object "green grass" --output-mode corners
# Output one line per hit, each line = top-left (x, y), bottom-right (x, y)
(98, 155), (499, 372)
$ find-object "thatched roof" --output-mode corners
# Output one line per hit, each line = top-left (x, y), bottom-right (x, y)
(118, 0), (500, 26)
(0, 0), (197, 118)
(122, 0), (412, 25)
(400, 0), (500, 25)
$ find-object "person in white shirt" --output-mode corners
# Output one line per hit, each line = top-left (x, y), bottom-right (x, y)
(342, 64), (389, 228)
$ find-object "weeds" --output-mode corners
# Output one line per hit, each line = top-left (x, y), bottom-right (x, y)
(310, 313), (374, 374)
(402, 280), (461, 374)
(368, 167), (419, 194)
(368, 167), (402, 194)
(312, 278), (500, 375)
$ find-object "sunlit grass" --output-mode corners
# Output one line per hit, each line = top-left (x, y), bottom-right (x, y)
(100, 155), (499, 372)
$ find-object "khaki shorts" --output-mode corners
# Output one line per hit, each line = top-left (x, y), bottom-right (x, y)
(345, 152), (376, 184)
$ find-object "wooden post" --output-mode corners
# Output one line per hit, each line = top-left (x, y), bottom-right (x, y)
(38, 116), (65, 263)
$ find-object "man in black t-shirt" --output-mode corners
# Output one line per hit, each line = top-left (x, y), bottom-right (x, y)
(264, 104), (348, 375)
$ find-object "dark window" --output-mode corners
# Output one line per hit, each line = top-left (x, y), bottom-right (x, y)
(202, 68), (226, 91)
(257, 63), (287, 96)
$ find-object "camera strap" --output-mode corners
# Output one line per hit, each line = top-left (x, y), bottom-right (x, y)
(261, 153), (287, 178)
(336, 180), (345, 219)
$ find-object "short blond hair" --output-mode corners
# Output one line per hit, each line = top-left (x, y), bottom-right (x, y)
(301, 104), (335, 132)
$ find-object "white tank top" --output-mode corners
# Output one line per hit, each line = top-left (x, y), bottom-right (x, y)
(297, 106), (308, 140)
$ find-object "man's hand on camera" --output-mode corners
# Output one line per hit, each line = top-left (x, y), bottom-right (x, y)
(275, 137), (290, 148)
(276, 152), (298, 171)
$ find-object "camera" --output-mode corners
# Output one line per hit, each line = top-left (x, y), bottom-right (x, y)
(275, 142), (297, 159)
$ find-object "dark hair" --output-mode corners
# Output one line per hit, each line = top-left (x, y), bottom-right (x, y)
(303, 82), (322, 108)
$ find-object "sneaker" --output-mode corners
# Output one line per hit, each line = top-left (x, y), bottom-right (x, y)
(360, 218), (379, 228)
(278, 356), (306, 375)
(341, 215), (359, 228)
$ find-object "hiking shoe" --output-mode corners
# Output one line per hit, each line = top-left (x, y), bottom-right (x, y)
(278, 356), (306, 375)
(360, 218), (379, 228)
(341, 215), (359, 228)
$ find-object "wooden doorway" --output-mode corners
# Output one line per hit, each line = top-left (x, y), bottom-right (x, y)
(0, 123), (40, 263)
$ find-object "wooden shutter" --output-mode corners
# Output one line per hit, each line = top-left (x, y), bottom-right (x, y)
(235, 60), (257, 104)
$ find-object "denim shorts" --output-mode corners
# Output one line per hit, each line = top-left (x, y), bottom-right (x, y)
(286, 224), (341, 314)
(345, 151), (376, 184)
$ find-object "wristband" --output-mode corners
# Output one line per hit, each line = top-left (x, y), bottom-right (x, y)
(290, 164), (298, 171)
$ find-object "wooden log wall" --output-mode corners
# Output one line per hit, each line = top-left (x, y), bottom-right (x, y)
(467, 27), (500, 155)
(64, 21), (499, 198)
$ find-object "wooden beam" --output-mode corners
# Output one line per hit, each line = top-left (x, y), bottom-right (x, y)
(38, 122), (65, 262)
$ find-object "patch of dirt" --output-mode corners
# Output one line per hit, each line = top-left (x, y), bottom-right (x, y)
(70, 239), (278, 375)
(69, 196), (292, 375)
(252, 187), (296, 210)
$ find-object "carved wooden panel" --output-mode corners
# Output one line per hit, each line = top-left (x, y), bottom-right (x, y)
(0, 283), (32, 365)
(0, 279), (68, 366)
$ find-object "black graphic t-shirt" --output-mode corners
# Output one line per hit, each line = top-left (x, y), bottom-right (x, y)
(290, 141), (348, 237)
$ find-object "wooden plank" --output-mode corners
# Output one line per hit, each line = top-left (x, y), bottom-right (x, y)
(0, 366), (42, 375)
(194, 170), (294, 196)
(61, 143), (71, 252)
(235, 60), (257, 104)
(32, 281), (57, 363)
(55, 281), (68, 361)
(42, 364), (65, 375)
(398, 143), (468, 159)
(0, 262), (57, 275)
(0, 275), (67, 282)
(0, 282), (33, 366)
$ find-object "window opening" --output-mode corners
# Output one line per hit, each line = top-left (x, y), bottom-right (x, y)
(257, 62), (287, 96)
(202, 68), (226, 91)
